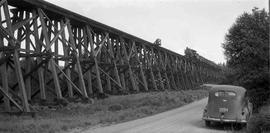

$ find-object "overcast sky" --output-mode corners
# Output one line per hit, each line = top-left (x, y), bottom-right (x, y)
(46, 0), (268, 63)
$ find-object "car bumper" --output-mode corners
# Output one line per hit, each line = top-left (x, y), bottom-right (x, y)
(202, 116), (247, 123)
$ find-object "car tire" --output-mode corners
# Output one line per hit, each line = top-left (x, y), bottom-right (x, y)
(240, 123), (246, 129)
(205, 120), (211, 127)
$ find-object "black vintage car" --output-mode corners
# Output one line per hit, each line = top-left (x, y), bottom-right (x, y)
(202, 85), (253, 126)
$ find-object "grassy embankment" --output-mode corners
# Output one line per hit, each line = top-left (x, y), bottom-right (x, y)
(246, 104), (270, 133)
(229, 105), (270, 133)
(0, 88), (208, 133)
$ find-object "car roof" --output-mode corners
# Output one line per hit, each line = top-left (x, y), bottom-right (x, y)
(205, 84), (246, 94)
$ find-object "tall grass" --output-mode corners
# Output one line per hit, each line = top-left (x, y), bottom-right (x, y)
(0, 89), (207, 133)
(247, 105), (270, 133)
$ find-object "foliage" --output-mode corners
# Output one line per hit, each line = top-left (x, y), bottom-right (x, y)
(223, 8), (270, 133)
(184, 47), (218, 68)
(222, 7), (269, 108)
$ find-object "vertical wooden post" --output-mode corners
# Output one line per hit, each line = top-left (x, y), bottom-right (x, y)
(197, 65), (203, 84)
(94, 58), (103, 93)
(187, 62), (195, 89)
(66, 66), (74, 97)
(144, 45), (157, 90)
(185, 61), (193, 89)
(191, 64), (196, 85)
(184, 61), (190, 89)
(193, 64), (200, 85)
(32, 10), (46, 100)
(174, 58), (180, 89)
(164, 72), (171, 90)
(163, 53), (171, 90)
(157, 71), (165, 90)
(183, 60), (189, 90)
(54, 21), (59, 64)
(139, 64), (148, 91)
(106, 74), (112, 92)
(104, 43), (112, 92)
(175, 71), (181, 89)
(157, 50), (165, 90)
(179, 61), (187, 90)
(122, 39), (138, 91)
(60, 20), (73, 98)
(134, 44), (148, 91)
(0, 63), (10, 111)
(192, 64), (197, 87)
(38, 8), (63, 99)
(116, 39), (126, 90)
(86, 68), (93, 94)
(170, 71), (177, 90)
(47, 20), (52, 40)
(3, 3), (30, 112)
(0, 9), (10, 111)
(113, 62), (121, 88)
(182, 60), (188, 89)
(108, 39), (121, 91)
(83, 27), (93, 95)
(76, 28), (85, 92)
(197, 64), (201, 82)
(105, 39), (112, 92)
(120, 71), (126, 90)
(77, 29), (82, 57)
(86, 26), (103, 93)
(94, 35), (104, 93)
(175, 58), (183, 90)
(169, 56), (177, 90)
(66, 19), (88, 97)
(179, 62), (185, 90)
(25, 12), (32, 100)
(14, 11), (24, 97)
(197, 65), (203, 85)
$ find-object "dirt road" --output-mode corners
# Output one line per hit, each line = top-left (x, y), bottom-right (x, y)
(83, 98), (227, 133)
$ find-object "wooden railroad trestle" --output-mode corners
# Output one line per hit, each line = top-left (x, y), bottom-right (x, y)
(0, 0), (223, 112)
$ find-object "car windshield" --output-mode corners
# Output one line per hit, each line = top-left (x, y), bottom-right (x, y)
(214, 91), (236, 97)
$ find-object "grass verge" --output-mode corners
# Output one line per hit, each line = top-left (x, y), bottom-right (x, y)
(0, 89), (208, 133)
(246, 104), (270, 133)
(228, 104), (270, 133)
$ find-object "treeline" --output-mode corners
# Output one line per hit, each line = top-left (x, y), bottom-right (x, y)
(222, 7), (269, 132)
(222, 7), (269, 109)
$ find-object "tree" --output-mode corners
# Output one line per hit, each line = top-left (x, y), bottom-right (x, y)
(222, 8), (269, 108)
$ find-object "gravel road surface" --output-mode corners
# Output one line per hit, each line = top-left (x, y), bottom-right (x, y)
(84, 98), (228, 133)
